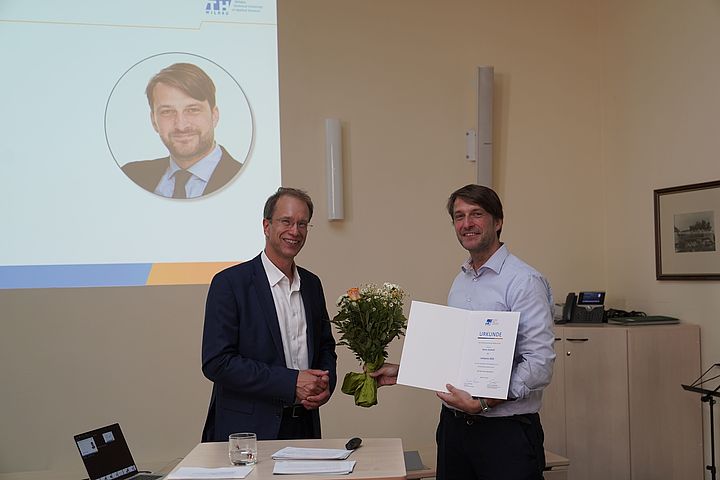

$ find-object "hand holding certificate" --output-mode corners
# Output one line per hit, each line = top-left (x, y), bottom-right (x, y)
(396, 301), (519, 399)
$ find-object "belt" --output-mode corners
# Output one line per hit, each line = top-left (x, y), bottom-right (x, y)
(282, 404), (308, 418)
(442, 405), (535, 426)
(443, 405), (486, 425)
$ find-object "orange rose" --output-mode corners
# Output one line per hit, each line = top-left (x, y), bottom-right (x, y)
(347, 287), (361, 301)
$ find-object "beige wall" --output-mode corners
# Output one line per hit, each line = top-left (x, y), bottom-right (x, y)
(599, 0), (720, 466)
(1, 0), (718, 476)
(277, 0), (602, 456)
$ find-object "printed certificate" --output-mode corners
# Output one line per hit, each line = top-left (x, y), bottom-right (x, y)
(396, 301), (519, 399)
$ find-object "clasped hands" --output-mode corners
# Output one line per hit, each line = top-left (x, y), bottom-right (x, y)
(295, 369), (331, 410)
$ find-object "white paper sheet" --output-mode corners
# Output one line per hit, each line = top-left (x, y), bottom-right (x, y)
(272, 460), (356, 475)
(166, 466), (253, 479)
(397, 301), (519, 398)
(271, 447), (353, 460)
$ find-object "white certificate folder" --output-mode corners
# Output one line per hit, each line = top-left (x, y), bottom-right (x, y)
(397, 301), (519, 399)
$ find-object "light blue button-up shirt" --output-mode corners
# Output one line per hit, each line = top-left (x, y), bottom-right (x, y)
(447, 244), (555, 416)
(154, 144), (222, 198)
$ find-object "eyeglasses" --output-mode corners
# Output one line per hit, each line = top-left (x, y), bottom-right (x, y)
(269, 217), (313, 231)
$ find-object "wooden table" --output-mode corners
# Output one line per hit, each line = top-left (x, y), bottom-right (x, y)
(168, 438), (407, 480)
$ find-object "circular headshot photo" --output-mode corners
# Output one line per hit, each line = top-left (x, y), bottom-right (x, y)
(105, 52), (254, 199)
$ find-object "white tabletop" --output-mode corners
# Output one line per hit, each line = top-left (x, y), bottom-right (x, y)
(169, 438), (407, 480)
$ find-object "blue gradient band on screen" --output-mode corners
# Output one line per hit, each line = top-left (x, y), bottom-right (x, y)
(0, 264), (153, 289)
(0, 262), (240, 289)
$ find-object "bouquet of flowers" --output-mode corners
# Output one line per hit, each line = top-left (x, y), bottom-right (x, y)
(331, 283), (407, 407)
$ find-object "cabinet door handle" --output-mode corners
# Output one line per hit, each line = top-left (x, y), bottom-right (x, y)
(566, 338), (589, 342)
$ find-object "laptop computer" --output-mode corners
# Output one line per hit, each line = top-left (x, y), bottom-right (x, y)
(74, 423), (163, 480)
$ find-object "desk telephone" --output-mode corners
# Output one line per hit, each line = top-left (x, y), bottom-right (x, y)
(558, 291), (606, 323)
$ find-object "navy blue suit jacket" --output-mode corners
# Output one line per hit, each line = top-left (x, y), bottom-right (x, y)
(201, 254), (337, 442)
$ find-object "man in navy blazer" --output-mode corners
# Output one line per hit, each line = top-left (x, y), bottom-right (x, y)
(201, 187), (337, 441)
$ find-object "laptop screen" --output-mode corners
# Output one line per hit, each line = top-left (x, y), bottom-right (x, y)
(74, 423), (140, 480)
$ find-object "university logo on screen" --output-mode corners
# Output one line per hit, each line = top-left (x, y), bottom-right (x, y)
(205, 0), (231, 15)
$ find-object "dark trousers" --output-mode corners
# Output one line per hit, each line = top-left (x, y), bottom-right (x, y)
(277, 405), (316, 440)
(437, 406), (545, 480)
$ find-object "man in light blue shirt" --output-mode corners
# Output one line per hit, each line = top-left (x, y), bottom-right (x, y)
(372, 184), (555, 480)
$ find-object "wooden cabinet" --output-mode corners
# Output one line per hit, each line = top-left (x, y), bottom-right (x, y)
(540, 324), (703, 480)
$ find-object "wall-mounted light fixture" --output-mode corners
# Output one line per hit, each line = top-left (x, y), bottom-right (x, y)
(325, 118), (344, 220)
(476, 65), (494, 187)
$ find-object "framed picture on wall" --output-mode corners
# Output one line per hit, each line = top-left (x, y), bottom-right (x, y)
(654, 180), (720, 280)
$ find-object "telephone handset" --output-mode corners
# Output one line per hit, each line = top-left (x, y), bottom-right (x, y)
(558, 292), (576, 324)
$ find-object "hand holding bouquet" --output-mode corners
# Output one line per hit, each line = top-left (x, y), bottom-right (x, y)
(331, 283), (407, 407)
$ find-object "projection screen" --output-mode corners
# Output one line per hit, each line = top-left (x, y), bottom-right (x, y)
(0, 0), (281, 289)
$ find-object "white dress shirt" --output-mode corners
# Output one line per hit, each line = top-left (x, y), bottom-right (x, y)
(261, 251), (309, 370)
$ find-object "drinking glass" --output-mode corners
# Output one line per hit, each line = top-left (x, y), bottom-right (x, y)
(228, 432), (257, 466)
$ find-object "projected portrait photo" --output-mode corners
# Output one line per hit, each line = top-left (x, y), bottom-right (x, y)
(105, 53), (255, 199)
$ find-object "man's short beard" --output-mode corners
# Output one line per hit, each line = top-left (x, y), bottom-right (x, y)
(165, 132), (215, 164)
